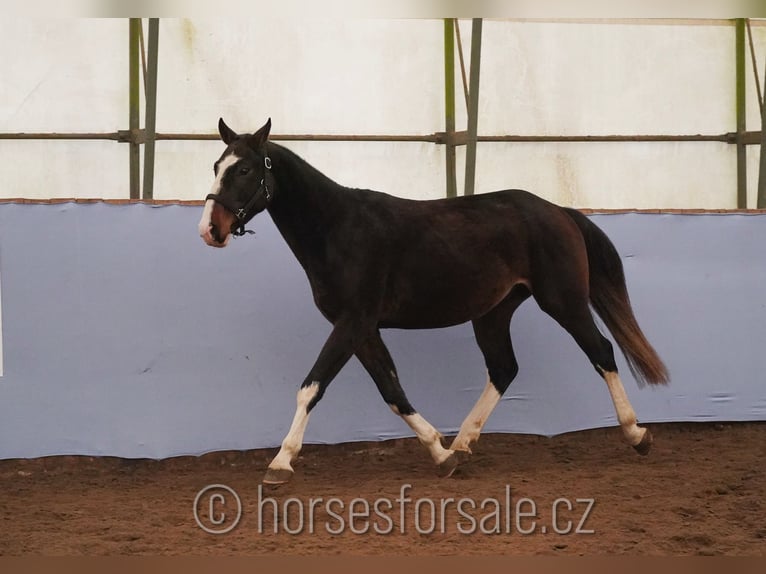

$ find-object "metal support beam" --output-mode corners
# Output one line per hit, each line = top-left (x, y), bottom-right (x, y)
(463, 18), (482, 196)
(736, 19), (747, 208)
(444, 19), (457, 199)
(142, 19), (160, 200)
(1, 130), (760, 145)
(129, 19), (141, 200)
(758, 52), (766, 208)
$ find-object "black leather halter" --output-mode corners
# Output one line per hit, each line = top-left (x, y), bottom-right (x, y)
(206, 155), (274, 237)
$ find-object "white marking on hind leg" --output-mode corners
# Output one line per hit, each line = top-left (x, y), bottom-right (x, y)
(390, 405), (452, 465)
(268, 382), (319, 472)
(450, 375), (501, 453)
(603, 371), (646, 446)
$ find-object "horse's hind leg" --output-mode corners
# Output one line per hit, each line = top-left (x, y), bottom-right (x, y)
(450, 285), (530, 455)
(533, 285), (652, 454)
(356, 331), (459, 477)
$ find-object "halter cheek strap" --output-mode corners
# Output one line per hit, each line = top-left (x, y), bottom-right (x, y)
(206, 155), (273, 237)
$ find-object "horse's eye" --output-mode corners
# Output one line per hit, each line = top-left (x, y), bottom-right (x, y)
(239, 167), (250, 176)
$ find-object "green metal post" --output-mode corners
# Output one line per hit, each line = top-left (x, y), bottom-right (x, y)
(129, 18), (141, 200)
(142, 18), (159, 200)
(444, 19), (457, 199)
(464, 18), (482, 196)
(736, 19), (747, 208)
(758, 54), (766, 208)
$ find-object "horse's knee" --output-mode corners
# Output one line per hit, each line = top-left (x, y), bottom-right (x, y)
(487, 361), (518, 394)
(298, 380), (325, 412)
(387, 400), (415, 417)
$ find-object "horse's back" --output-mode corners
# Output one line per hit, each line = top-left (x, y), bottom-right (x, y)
(368, 188), (580, 258)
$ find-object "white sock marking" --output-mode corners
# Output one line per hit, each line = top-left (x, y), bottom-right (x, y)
(268, 382), (319, 472)
(399, 412), (452, 465)
(604, 371), (646, 445)
(450, 376), (502, 453)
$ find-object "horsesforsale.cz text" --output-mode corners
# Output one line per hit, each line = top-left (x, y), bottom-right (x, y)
(194, 483), (596, 536)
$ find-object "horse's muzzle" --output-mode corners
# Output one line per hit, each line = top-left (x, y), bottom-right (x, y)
(200, 201), (235, 248)
(200, 221), (230, 248)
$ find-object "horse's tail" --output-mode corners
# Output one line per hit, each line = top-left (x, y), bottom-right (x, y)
(563, 208), (669, 386)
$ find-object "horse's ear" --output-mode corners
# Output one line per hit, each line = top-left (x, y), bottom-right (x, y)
(250, 118), (272, 150)
(218, 118), (239, 145)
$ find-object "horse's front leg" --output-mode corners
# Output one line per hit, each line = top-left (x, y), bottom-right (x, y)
(263, 316), (374, 485)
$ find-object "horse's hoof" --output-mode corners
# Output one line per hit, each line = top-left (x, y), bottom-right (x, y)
(437, 452), (459, 478)
(263, 467), (294, 485)
(437, 450), (469, 478)
(633, 428), (653, 456)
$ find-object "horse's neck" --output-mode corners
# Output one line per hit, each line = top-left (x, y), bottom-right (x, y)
(266, 144), (347, 267)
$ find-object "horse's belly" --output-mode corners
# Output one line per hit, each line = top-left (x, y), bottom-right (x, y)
(380, 275), (521, 329)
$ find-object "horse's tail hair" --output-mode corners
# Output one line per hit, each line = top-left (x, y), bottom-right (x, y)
(563, 208), (669, 387)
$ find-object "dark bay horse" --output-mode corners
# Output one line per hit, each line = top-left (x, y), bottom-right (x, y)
(199, 118), (669, 485)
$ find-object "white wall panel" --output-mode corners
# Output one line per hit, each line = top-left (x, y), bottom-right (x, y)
(155, 18), (444, 135)
(474, 141), (737, 209)
(0, 18), (127, 132)
(0, 140), (128, 199)
(0, 19), (764, 207)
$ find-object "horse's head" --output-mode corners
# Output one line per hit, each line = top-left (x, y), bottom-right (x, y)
(198, 118), (274, 247)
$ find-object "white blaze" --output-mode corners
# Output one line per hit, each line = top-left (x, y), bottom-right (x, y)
(198, 154), (240, 245)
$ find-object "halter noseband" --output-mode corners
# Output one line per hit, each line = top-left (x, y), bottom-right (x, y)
(206, 155), (273, 237)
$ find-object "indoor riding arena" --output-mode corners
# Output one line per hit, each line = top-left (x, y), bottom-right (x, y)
(1, 16), (765, 557)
